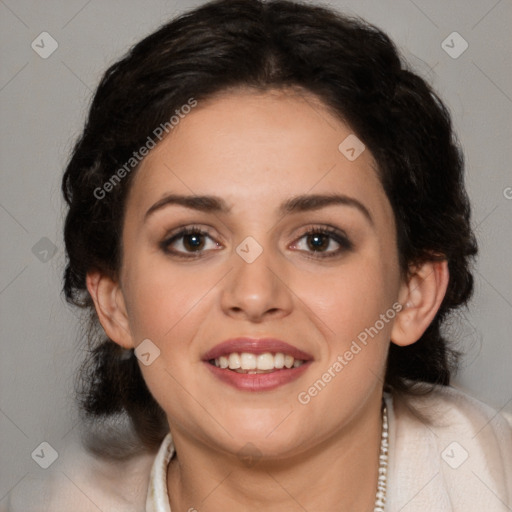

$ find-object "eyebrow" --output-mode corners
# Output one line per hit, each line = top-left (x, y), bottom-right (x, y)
(144, 193), (374, 225)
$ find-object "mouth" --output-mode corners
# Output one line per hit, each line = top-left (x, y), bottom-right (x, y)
(202, 338), (313, 391)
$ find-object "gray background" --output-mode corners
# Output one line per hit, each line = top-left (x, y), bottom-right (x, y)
(1, 0), (511, 503)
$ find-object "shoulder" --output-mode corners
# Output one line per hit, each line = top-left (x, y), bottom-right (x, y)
(4, 432), (157, 512)
(394, 383), (512, 432)
(385, 383), (512, 512)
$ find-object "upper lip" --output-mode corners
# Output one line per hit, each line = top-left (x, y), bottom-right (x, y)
(202, 337), (314, 362)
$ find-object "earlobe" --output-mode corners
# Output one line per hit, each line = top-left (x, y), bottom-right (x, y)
(391, 259), (449, 347)
(86, 271), (134, 349)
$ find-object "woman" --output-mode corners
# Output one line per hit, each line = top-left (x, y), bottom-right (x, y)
(8, 0), (511, 510)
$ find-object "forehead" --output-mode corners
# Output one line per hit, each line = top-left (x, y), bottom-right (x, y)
(126, 88), (390, 223)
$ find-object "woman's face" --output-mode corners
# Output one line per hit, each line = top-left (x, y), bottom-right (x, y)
(118, 88), (403, 458)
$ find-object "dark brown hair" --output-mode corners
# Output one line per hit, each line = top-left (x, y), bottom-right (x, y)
(62, 0), (478, 455)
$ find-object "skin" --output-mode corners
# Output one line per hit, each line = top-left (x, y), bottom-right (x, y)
(87, 87), (449, 511)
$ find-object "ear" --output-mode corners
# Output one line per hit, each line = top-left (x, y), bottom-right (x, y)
(391, 259), (449, 347)
(86, 270), (135, 349)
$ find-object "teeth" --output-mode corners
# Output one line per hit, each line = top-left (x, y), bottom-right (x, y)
(213, 352), (305, 371)
(284, 355), (294, 369)
(240, 353), (257, 370)
(228, 353), (241, 369)
(257, 353), (275, 370)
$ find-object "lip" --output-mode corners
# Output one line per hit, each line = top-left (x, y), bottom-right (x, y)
(202, 337), (314, 392)
(202, 337), (314, 362)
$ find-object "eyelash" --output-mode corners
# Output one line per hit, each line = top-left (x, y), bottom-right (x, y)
(160, 225), (353, 260)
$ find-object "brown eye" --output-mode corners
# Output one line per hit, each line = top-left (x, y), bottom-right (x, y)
(181, 232), (206, 251)
(160, 226), (221, 258)
(306, 232), (330, 252)
(292, 227), (353, 259)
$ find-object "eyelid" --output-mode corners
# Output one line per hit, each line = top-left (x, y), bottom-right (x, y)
(290, 225), (354, 256)
(159, 225), (220, 257)
(160, 223), (353, 259)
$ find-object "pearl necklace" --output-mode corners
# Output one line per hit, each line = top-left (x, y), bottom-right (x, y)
(373, 401), (389, 512)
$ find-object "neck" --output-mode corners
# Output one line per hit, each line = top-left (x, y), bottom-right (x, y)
(167, 393), (384, 512)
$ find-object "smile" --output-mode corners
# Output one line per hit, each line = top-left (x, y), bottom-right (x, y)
(202, 337), (313, 391)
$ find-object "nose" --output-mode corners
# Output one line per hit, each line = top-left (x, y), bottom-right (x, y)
(220, 243), (293, 323)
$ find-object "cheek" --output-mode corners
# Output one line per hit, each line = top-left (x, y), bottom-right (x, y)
(298, 249), (399, 401)
(308, 253), (398, 337)
(122, 251), (207, 341)
(122, 259), (212, 420)
(297, 276), (395, 416)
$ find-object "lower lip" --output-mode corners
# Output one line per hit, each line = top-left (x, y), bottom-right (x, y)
(204, 361), (311, 391)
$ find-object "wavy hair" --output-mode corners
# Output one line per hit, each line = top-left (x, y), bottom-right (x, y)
(62, 0), (478, 455)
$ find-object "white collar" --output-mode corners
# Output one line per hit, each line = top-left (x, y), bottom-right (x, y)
(145, 432), (174, 512)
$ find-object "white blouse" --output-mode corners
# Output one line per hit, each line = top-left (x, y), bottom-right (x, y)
(5, 384), (512, 511)
(145, 385), (512, 512)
